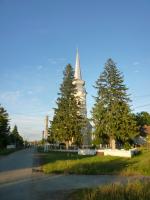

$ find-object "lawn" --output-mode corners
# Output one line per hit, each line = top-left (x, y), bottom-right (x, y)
(41, 148), (150, 176)
(68, 181), (150, 200)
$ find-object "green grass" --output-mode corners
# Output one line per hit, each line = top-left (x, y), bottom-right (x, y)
(68, 181), (150, 200)
(41, 148), (150, 176)
(0, 148), (16, 155)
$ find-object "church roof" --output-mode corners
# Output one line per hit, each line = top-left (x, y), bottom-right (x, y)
(74, 48), (82, 80)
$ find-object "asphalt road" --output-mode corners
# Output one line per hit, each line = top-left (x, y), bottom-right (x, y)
(0, 148), (148, 200)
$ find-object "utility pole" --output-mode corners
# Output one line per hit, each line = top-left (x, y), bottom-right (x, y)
(42, 130), (44, 140)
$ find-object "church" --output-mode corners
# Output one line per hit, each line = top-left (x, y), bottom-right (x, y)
(44, 49), (92, 146)
(73, 49), (92, 145)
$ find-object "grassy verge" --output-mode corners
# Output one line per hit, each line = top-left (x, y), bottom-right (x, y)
(41, 148), (150, 176)
(0, 148), (16, 155)
(68, 181), (150, 200)
(0, 147), (24, 156)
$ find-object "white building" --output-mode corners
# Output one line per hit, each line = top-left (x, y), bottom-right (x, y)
(73, 49), (92, 145)
(73, 49), (87, 117)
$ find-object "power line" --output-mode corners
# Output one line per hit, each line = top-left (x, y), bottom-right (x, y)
(10, 111), (52, 116)
(133, 103), (150, 109)
(8, 108), (52, 115)
(131, 94), (150, 99)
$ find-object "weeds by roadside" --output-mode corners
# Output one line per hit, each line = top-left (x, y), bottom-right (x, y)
(69, 181), (150, 200)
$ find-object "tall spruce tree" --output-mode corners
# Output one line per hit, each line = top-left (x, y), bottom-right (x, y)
(0, 105), (10, 149)
(10, 125), (24, 147)
(49, 64), (84, 147)
(92, 59), (138, 147)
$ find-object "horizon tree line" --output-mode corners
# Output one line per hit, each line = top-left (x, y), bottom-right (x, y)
(0, 105), (24, 149)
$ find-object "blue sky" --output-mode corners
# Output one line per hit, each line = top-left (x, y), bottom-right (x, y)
(0, 0), (150, 140)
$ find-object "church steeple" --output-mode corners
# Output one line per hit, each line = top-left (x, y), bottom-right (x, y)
(73, 49), (92, 145)
(73, 49), (87, 117)
(74, 48), (82, 80)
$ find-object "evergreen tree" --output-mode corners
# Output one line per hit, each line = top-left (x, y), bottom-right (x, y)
(10, 125), (24, 147)
(0, 105), (10, 149)
(92, 59), (138, 147)
(49, 64), (85, 147)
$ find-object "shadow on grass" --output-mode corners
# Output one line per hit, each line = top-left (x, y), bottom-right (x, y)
(33, 151), (93, 167)
(64, 158), (138, 175)
(35, 151), (141, 175)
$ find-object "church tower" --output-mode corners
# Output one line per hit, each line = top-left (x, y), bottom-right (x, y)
(73, 49), (87, 117)
(73, 49), (92, 145)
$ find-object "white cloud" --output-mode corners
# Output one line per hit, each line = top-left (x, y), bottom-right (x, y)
(48, 58), (66, 65)
(10, 114), (47, 141)
(132, 61), (141, 73)
(48, 59), (57, 64)
(133, 61), (140, 66)
(0, 91), (21, 104)
(134, 70), (140, 73)
(27, 90), (33, 95)
(37, 65), (43, 70)
(26, 86), (44, 96)
(10, 109), (54, 141)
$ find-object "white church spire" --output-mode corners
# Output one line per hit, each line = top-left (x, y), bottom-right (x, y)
(73, 49), (92, 145)
(74, 48), (82, 80)
(73, 49), (87, 117)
